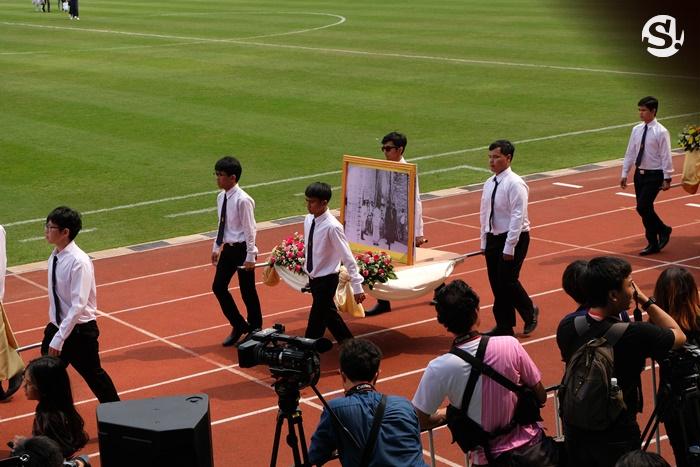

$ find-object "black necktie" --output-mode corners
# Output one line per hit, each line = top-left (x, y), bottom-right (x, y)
(215, 194), (227, 246)
(635, 124), (648, 168)
(52, 255), (62, 325)
(488, 177), (499, 232)
(307, 219), (316, 273)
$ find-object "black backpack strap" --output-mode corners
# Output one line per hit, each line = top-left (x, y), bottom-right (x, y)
(450, 335), (489, 413)
(451, 336), (522, 394)
(359, 394), (387, 467)
(603, 322), (629, 346)
(574, 315), (590, 336)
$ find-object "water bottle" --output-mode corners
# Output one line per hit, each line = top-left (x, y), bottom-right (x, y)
(610, 377), (620, 395)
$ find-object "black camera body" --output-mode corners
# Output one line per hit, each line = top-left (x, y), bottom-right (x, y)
(237, 324), (332, 389)
(659, 344), (700, 397)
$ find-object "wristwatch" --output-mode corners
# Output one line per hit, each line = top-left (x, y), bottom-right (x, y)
(641, 297), (656, 311)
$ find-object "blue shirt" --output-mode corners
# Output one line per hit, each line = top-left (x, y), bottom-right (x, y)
(309, 391), (427, 466)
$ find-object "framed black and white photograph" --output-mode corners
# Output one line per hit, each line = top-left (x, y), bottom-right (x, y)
(340, 155), (417, 265)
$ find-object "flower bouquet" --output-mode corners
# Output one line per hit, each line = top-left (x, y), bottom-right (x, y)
(268, 232), (306, 274)
(355, 251), (397, 290)
(679, 125), (700, 152)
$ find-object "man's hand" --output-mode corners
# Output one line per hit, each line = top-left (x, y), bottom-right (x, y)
(354, 292), (366, 304)
(415, 236), (427, 247)
(620, 177), (627, 189)
(211, 251), (219, 266)
(502, 253), (514, 261)
(661, 179), (671, 191)
(243, 261), (255, 271)
(48, 346), (61, 357)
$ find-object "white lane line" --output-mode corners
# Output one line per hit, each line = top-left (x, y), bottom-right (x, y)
(2, 19), (697, 81)
(3, 113), (698, 229)
(19, 228), (96, 243)
(552, 182), (582, 189)
(687, 203), (700, 208)
(165, 207), (216, 218)
(616, 192), (637, 198)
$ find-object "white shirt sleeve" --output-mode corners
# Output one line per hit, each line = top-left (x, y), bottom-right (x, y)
(331, 225), (364, 294)
(621, 127), (638, 179)
(504, 180), (528, 256)
(414, 177), (424, 237)
(50, 259), (92, 351)
(0, 225), (6, 302)
(239, 196), (259, 263)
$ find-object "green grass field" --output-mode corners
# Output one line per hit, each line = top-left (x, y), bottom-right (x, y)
(2, 0), (698, 265)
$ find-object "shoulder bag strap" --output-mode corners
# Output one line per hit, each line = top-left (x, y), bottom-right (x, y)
(450, 335), (490, 413)
(451, 336), (522, 393)
(603, 322), (629, 346)
(359, 394), (387, 467)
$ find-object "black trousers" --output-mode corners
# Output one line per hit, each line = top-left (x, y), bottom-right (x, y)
(41, 321), (119, 403)
(305, 273), (353, 342)
(633, 168), (668, 247)
(212, 242), (262, 332)
(68, 0), (78, 16)
(485, 231), (535, 330)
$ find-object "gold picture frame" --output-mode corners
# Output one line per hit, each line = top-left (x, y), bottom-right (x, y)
(340, 155), (417, 265)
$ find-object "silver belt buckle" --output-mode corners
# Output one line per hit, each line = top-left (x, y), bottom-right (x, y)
(639, 169), (646, 175)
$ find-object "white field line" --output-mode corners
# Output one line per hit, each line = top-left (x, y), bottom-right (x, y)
(616, 192), (637, 198)
(2, 18), (699, 82)
(552, 182), (582, 188)
(4, 249), (698, 427)
(3, 113), (698, 228)
(6, 184), (699, 309)
(19, 228), (96, 243)
(688, 203), (700, 208)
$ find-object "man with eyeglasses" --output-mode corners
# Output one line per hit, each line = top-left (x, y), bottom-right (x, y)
(42, 206), (119, 403)
(365, 131), (426, 316)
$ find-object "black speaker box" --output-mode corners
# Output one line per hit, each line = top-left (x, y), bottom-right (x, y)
(97, 393), (214, 467)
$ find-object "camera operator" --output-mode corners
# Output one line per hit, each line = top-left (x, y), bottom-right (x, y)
(653, 266), (700, 467)
(308, 338), (427, 466)
(556, 257), (686, 467)
(6, 436), (89, 467)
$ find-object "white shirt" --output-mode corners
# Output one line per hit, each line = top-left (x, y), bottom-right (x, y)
(621, 119), (673, 179)
(304, 210), (364, 294)
(400, 157), (424, 237)
(48, 241), (98, 351)
(0, 225), (6, 302)
(212, 185), (259, 263)
(479, 167), (530, 255)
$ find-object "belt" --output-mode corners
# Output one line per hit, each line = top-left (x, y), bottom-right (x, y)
(223, 241), (245, 247)
(636, 168), (662, 175)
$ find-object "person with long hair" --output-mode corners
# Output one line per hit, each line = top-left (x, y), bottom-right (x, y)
(11, 356), (89, 459)
(654, 267), (700, 343)
(653, 266), (700, 467)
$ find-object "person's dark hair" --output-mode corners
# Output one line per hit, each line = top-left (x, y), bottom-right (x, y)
(10, 436), (64, 467)
(582, 256), (632, 309)
(214, 156), (242, 182)
(304, 182), (332, 202)
(654, 266), (700, 334)
(26, 356), (89, 458)
(638, 96), (659, 114)
(614, 450), (670, 467)
(46, 207), (82, 241)
(562, 259), (589, 306)
(488, 139), (515, 159)
(381, 131), (407, 150)
(434, 280), (480, 335)
(339, 338), (382, 383)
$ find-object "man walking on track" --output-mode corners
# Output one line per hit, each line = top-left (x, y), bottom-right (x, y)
(620, 95), (673, 256)
(479, 140), (539, 337)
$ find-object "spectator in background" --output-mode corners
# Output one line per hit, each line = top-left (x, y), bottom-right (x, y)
(309, 338), (427, 466)
(9, 436), (64, 467)
(11, 356), (89, 459)
(561, 259), (630, 322)
(0, 223), (25, 402)
(614, 450), (671, 467)
(653, 266), (700, 467)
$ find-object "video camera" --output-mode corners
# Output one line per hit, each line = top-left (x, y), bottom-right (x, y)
(237, 324), (332, 389)
(659, 344), (700, 397)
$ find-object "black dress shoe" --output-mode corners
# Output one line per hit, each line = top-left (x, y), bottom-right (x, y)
(640, 245), (660, 256)
(658, 226), (672, 250)
(365, 299), (391, 316)
(222, 328), (245, 347)
(523, 305), (540, 335)
(483, 327), (515, 337)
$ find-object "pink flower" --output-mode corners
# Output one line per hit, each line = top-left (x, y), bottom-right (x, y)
(295, 264), (302, 272)
(378, 269), (384, 274)
(297, 251), (304, 258)
(362, 270), (369, 277)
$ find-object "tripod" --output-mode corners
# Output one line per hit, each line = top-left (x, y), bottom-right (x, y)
(269, 379), (311, 467)
(642, 379), (700, 467)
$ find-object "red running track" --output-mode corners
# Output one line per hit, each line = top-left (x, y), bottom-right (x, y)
(1, 157), (698, 466)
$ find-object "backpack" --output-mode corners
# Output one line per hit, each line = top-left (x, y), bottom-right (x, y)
(558, 316), (628, 431)
(446, 336), (543, 463)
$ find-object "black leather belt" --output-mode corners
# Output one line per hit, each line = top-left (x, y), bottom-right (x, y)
(637, 168), (662, 175)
